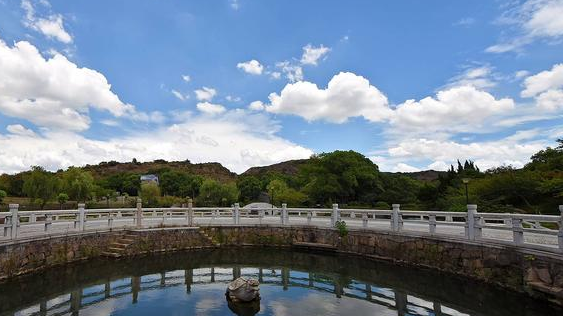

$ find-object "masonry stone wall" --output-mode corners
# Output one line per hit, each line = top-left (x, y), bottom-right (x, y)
(1, 225), (562, 304)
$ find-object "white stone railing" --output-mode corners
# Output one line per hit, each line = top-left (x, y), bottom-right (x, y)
(1, 200), (562, 253)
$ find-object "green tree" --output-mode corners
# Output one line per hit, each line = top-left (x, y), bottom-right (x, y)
(22, 166), (58, 209)
(57, 193), (69, 209)
(198, 179), (238, 206)
(141, 182), (161, 207)
(160, 170), (203, 198)
(237, 176), (262, 204)
(62, 167), (94, 202)
(0, 189), (6, 205)
(267, 179), (307, 206)
(298, 151), (383, 205)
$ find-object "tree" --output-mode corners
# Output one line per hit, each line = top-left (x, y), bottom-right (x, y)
(237, 176), (262, 204)
(141, 183), (161, 207)
(62, 167), (94, 202)
(57, 193), (69, 209)
(298, 151), (383, 205)
(0, 189), (6, 205)
(22, 166), (58, 209)
(159, 170), (203, 198)
(198, 179), (238, 206)
(267, 179), (307, 206)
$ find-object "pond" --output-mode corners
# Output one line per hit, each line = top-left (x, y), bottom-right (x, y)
(0, 248), (559, 316)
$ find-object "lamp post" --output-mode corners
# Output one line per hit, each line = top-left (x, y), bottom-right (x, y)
(462, 178), (470, 204)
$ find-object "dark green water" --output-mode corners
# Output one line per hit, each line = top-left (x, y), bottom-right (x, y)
(0, 248), (559, 316)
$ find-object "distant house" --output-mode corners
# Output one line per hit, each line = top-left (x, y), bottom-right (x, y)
(140, 174), (159, 185)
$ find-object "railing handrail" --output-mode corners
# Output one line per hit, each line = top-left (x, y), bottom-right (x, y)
(1, 202), (562, 254)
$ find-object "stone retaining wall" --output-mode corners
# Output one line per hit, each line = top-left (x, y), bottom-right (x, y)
(1, 225), (562, 305)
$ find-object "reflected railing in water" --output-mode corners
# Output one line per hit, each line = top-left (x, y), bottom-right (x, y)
(14, 266), (459, 316)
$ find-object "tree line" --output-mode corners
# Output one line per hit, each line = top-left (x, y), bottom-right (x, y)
(1, 140), (562, 214)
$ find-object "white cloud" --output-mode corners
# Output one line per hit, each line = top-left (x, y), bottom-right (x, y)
(194, 87), (217, 101)
(395, 163), (421, 173)
(269, 71), (281, 80)
(0, 111), (313, 174)
(444, 66), (497, 90)
(521, 63), (563, 112)
(0, 37), (137, 131)
(487, 0), (563, 53)
(387, 135), (546, 171)
(237, 59), (264, 75)
(248, 100), (265, 111)
(515, 70), (530, 79)
(265, 72), (391, 123)
(225, 95), (241, 102)
(196, 102), (226, 115)
(182, 74), (191, 82)
(21, 0), (72, 44)
(391, 86), (515, 133)
(276, 61), (303, 82)
(300, 44), (330, 66)
(535, 88), (563, 111)
(171, 89), (189, 101)
(230, 0), (239, 10)
(521, 63), (563, 97)
(454, 17), (476, 26)
(6, 124), (35, 137)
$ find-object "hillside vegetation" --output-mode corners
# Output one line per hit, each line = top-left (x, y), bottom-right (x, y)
(1, 140), (562, 214)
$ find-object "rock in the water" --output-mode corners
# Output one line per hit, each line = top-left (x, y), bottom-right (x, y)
(226, 277), (260, 302)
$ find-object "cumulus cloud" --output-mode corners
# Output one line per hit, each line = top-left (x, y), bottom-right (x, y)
(248, 101), (265, 111)
(387, 135), (546, 171)
(300, 44), (330, 66)
(194, 87), (217, 101)
(196, 102), (226, 115)
(391, 86), (515, 133)
(265, 72), (391, 123)
(487, 0), (563, 53)
(275, 61), (303, 83)
(21, 0), (73, 43)
(444, 66), (498, 90)
(521, 63), (563, 97)
(521, 63), (563, 111)
(6, 124), (36, 137)
(237, 59), (264, 75)
(171, 89), (189, 101)
(0, 111), (313, 174)
(0, 37), (137, 131)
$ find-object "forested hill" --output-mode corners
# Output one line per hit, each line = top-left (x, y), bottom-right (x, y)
(82, 160), (237, 182)
(241, 159), (309, 177)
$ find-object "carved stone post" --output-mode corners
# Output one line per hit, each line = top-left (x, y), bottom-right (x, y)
(187, 198), (194, 226)
(136, 198), (142, 228)
(9, 204), (18, 239)
(512, 217), (524, 245)
(391, 204), (401, 232)
(78, 203), (86, 231)
(331, 204), (339, 227)
(559, 206), (563, 252)
(466, 204), (477, 240)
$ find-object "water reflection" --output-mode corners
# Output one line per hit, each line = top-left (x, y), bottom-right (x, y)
(0, 248), (559, 316)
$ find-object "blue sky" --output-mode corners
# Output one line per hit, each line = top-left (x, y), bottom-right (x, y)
(0, 0), (562, 174)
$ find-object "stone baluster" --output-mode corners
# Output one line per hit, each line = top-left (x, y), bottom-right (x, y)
(466, 204), (477, 241)
(512, 216), (524, 245)
(391, 204), (401, 232)
(362, 212), (368, 228)
(307, 210), (312, 225)
(559, 206), (563, 252)
(234, 203), (240, 225)
(136, 198), (143, 228)
(78, 203), (86, 231)
(187, 198), (193, 227)
(108, 211), (114, 228)
(9, 204), (18, 239)
(331, 204), (340, 227)
(45, 213), (52, 232)
(350, 211), (356, 219)
(282, 203), (288, 225)
(429, 214), (437, 235)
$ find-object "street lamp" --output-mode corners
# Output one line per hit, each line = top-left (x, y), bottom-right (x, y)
(462, 178), (470, 204)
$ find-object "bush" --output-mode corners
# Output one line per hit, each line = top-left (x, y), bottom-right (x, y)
(334, 220), (348, 237)
(373, 201), (390, 209)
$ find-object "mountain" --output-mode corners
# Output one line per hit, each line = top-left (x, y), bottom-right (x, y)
(82, 160), (237, 182)
(241, 159), (309, 178)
